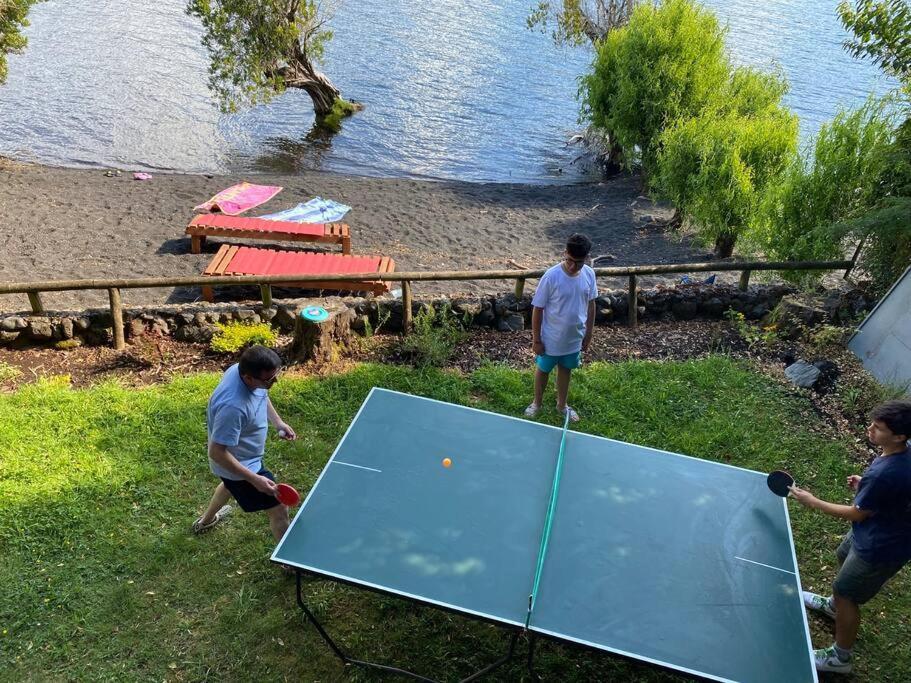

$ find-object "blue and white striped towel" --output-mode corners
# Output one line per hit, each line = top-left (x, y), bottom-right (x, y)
(258, 197), (352, 223)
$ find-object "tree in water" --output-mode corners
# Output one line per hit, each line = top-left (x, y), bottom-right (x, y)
(527, 1), (647, 46)
(1, 0), (43, 85)
(186, 0), (359, 130)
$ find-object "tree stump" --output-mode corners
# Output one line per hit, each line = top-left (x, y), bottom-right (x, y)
(290, 303), (354, 364)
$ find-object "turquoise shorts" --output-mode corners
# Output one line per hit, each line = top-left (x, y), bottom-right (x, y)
(535, 352), (582, 373)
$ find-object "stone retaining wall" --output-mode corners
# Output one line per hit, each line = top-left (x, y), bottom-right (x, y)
(0, 283), (814, 348)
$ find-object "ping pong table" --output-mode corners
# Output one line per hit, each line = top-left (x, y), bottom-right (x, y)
(272, 388), (817, 682)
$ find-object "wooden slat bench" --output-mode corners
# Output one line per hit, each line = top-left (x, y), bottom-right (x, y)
(201, 244), (395, 301)
(186, 214), (351, 255)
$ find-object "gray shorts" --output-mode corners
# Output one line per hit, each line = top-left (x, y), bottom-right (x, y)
(832, 531), (907, 604)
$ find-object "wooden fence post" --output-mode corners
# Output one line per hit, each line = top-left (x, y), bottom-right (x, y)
(27, 291), (44, 314)
(260, 284), (273, 309)
(628, 275), (638, 328)
(402, 280), (413, 333)
(514, 277), (526, 299)
(108, 287), (125, 351)
(738, 270), (751, 291)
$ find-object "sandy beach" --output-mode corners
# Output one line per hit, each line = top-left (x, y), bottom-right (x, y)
(0, 158), (722, 313)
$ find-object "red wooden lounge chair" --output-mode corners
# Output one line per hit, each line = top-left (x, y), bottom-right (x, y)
(186, 214), (351, 255)
(201, 244), (395, 301)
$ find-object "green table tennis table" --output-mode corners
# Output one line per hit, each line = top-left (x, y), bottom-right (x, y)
(272, 388), (816, 682)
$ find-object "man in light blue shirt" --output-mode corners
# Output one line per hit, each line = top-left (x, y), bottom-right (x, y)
(192, 346), (297, 546)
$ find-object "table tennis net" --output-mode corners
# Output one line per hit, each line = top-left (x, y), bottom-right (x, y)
(525, 410), (572, 628)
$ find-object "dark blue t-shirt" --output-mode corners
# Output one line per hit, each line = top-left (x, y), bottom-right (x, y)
(852, 446), (911, 564)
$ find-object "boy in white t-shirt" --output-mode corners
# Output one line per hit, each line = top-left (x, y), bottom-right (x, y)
(525, 233), (598, 422)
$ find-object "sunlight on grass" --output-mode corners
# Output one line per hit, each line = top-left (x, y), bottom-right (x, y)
(1, 358), (907, 681)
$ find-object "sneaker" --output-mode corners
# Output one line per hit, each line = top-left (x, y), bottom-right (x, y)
(562, 406), (580, 422)
(803, 591), (836, 619)
(814, 645), (852, 674)
(524, 403), (541, 417)
(191, 504), (232, 534)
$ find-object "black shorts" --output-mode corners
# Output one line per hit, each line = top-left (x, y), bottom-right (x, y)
(221, 468), (280, 512)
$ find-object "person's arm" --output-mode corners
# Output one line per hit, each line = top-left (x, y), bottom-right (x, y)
(267, 396), (296, 440)
(789, 485), (873, 522)
(208, 442), (277, 494)
(531, 306), (545, 355)
(582, 299), (596, 351)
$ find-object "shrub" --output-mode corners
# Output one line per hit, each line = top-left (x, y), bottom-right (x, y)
(753, 99), (896, 284)
(397, 303), (467, 367)
(655, 73), (797, 256)
(580, 0), (730, 176)
(210, 321), (278, 354)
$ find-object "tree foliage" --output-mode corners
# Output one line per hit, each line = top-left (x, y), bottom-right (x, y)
(655, 69), (797, 256)
(0, 0), (42, 85)
(754, 102), (896, 269)
(838, 0), (911, 90)
(527, 0), (647, 46)
(187, 0), (347, 120)
(580, 0), (730, 176)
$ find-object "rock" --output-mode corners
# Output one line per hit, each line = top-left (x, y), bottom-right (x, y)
(0, 331), (19, 344)
(784, 360), (821, 389)
(28, 319), (55, 341)
(235, 309), (259, 322)
(272, 306), (297, 331)
(59, 318), (75, 340)
(774, 295), (828, 339)
(671, 300), (698, 319)
(1, 316), (27, 332)
(497, 312), (525, 332)
(174, 324), (217, 343)
(700, 297), (725, 317)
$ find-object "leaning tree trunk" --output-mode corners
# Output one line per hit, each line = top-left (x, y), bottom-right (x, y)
(281, 46), (342, 118)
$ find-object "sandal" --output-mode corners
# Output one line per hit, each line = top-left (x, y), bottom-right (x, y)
(562, 406), (580, 423)
(191, 504), (233, 534)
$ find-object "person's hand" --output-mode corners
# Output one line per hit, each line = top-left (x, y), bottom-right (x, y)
(788, 484), (817, 507)
(581, 335), (592, 352)
(251, 474), (278, 495)
(277, 422), (297, 440)
(847, 474), (862, 491)
(532, 339), (545, 356)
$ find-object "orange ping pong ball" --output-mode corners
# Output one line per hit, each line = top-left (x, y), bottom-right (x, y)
(442, 458), (452, 468)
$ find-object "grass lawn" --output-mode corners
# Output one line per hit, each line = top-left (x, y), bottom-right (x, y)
(1, 357), (908, 682)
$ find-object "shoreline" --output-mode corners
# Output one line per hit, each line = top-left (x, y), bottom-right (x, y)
(0, 158), (721, 313)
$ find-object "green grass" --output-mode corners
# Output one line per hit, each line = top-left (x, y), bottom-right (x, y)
(1, 358), (908, 682)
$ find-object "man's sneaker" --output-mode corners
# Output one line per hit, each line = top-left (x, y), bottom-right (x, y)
(524, 403), (541, 417)
(814, 645), (852, 674)
(192, 504), (232, 534)
(803, 591), (836, 619)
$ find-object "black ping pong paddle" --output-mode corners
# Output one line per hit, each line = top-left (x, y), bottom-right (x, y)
(766, 470), (795, 497)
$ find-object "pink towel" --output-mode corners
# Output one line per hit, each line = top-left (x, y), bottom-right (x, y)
(194, 182), (283, 216)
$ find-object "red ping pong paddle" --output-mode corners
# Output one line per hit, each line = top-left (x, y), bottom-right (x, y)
(766, 470), (795, 497)
(276, 483), (301, 506)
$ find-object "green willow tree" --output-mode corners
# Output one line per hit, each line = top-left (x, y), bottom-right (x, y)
(655, 70), (797, 257)
(580, 0), (730, 178)
(0, 0), (42, 84)
(754, 102), (896, 273)
(186, 0), (358, 128)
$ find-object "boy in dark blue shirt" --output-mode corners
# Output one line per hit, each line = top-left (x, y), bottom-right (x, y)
(790, 400), (911, 674)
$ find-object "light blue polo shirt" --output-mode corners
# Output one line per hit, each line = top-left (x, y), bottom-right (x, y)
(207, 364), (269, 480)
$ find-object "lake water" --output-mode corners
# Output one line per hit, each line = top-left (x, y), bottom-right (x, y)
(0, 0), (896, 184)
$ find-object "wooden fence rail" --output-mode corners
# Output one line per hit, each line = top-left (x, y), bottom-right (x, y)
(0, 259), (852, 349)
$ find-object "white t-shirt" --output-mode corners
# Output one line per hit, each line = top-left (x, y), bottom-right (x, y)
(531, 263), (598, 356)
